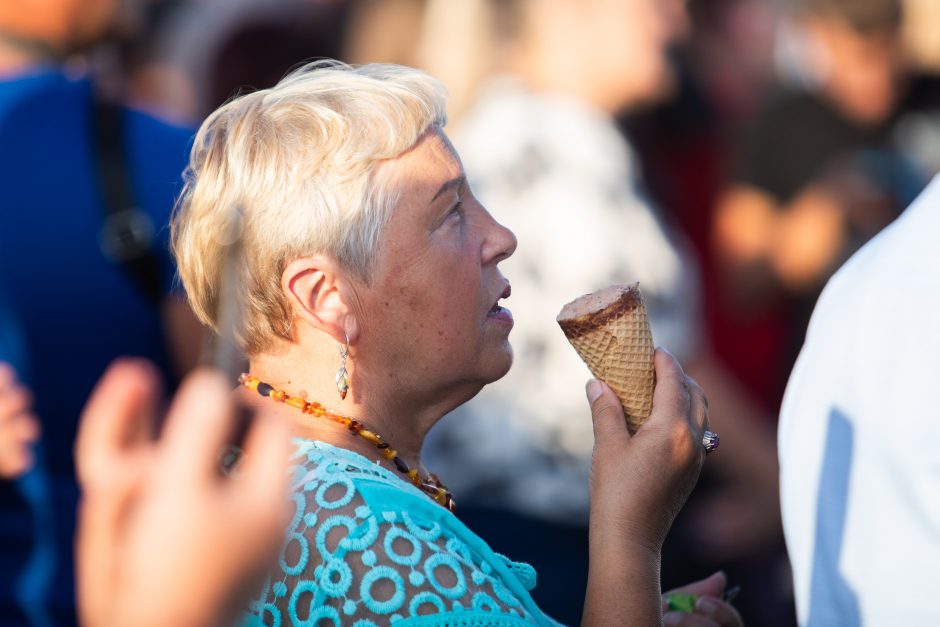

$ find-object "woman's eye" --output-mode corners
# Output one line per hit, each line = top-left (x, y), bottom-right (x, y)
(448, 201), (463, 219)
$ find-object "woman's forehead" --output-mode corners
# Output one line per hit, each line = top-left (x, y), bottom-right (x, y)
(381, 128), (464, 201)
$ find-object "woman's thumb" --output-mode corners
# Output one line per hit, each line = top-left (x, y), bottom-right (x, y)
(587, 379), (629, 444)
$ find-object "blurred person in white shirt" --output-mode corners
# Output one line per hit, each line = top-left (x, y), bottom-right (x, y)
(779, 174), (940, 626)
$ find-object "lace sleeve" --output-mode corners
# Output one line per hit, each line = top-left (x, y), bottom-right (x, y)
(243, 442), (561, 626)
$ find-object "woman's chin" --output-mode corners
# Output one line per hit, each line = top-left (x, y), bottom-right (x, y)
(485, 342), (514, 383)
(453, 348), (513, 408)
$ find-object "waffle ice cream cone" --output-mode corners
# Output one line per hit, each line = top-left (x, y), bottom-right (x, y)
(557, 283), (655, 433)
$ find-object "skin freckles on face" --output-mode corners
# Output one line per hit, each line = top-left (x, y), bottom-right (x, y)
(349, 127), (517, 409)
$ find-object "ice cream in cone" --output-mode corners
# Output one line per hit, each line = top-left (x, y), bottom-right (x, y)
(557, 283), (655, 433)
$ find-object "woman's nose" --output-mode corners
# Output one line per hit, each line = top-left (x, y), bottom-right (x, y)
(483, 212), (517, 264)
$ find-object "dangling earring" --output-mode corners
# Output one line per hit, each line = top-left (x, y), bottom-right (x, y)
(336, 333), (350, 400)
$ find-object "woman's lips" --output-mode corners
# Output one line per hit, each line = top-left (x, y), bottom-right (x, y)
(489, 283), (511, 310)
(486, 305), (514, 325)
(486, 283), (513, 325)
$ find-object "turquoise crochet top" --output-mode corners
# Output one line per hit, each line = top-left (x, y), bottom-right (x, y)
(243, 439), (565, 626)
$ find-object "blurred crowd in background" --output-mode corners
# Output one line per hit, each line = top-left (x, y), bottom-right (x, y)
(2, 0), (940, 625)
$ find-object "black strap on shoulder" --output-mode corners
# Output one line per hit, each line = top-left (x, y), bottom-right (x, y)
(92, 97), (164, 307)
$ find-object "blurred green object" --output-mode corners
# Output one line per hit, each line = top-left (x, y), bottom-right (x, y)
(666, 593), (698, 613)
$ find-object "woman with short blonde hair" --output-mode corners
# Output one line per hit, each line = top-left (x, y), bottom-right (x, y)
(173, 62), (447, 354)
(171, 60), (737, 626)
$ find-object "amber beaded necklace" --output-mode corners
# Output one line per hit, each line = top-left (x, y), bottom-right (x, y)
(238, 374), (456, 512)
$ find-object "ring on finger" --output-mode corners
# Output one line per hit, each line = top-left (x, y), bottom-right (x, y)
(702, 430), (720, 454)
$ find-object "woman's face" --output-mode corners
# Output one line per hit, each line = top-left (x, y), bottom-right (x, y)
(351, 128), (517, 407)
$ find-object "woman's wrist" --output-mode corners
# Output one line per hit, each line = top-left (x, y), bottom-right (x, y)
(584, 534), (662, 626)
(589, 501), (669, 556)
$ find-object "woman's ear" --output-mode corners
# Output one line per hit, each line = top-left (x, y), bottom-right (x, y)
(280, 257), (359, 344)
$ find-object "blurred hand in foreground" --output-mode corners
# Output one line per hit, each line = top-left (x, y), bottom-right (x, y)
(76, 359), (291, 627)
(0, 362), (39, 479)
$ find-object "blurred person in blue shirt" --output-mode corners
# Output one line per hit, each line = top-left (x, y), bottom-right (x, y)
(0, 1), (200, 623)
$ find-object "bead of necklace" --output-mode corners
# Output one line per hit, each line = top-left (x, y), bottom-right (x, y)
(238, 374), (456, 512)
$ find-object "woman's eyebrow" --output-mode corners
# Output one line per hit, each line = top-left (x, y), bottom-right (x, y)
(430, 175), (466, 203)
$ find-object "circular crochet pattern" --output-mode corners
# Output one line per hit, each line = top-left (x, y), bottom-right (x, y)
(315, 515), (358, 561)
(409, 591), (447, 616)
(315, 474), (356, 509)
(305, 605), (341, 626)
(471, 591), (500, 612)
(444, 537), (474, 565)
(424, 553), (467, 600)
(257, 604), (281, 627)
(359, 565), (406, 614)
(339, 515), (380, 552)
(402, 511), (442, 541)
(279, 531), (309, 577)
(318, 558), (353, 597)
(242, 442), (557, 625)
(288, 580), (319, 623)
(384, 526), (422, 567)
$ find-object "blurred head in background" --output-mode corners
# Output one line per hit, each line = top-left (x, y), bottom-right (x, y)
(418, 0), (689, 121)
(0, 0), (120, 60)
(793, 0), (905, 123)
(501, 0), (688, 113)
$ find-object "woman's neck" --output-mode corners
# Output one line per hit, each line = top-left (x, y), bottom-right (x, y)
(246, 344), (437, 476)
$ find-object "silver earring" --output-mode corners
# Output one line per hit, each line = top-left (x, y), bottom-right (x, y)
(336, 333), (350, 400)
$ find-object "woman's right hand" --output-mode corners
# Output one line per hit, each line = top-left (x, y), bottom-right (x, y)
(588, 348), (708, 552)
(582, 349), (709, 626)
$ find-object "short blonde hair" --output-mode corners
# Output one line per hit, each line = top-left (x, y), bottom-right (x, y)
(171, 60), (448, 354)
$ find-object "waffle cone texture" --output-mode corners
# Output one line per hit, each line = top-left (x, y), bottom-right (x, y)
(557, 283), (655, 433)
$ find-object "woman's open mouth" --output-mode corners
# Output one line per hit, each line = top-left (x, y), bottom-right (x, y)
(486, 284), (513, 325)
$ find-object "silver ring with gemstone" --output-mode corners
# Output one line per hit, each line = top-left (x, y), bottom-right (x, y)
(702, 430), (720, 454)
